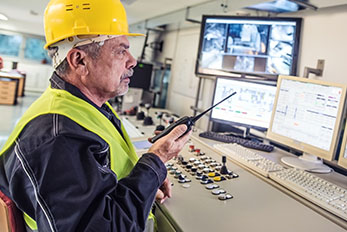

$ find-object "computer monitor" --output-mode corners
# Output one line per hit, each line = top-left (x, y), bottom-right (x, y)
(267, 75), (347, 173)
(210, 77), (277, 132)
(338, 122), (347, 170)
(130, 62), (153, 90)
(195, 15), (302, 79)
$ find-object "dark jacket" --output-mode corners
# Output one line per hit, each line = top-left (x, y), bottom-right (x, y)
(0, 73), (166, 232)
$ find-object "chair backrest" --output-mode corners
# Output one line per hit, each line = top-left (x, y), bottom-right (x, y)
(0, 192), (11, 232)
(0, 190), (25, 232)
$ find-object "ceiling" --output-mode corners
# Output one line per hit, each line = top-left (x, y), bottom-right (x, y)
(0, 0), (347, 33)
(0, 0), (214, 25)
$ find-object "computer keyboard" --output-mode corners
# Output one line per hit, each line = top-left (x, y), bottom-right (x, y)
(269, 168), (347, 221)
(214, 143), (284, 177)
(199, 131), (274, 152)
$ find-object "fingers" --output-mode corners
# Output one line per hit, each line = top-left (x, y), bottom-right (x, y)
(156, 189), (164, 201)
(169, 124), (188, 141)
(148, 124), (191, 163)
(161, 178), (172, 198)
(154, 130), (162, 135)
(157, 178), (172, 204)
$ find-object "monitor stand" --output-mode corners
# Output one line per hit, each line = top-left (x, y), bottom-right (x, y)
(243, 127), (251, 139)
(281, 153), (332, 174)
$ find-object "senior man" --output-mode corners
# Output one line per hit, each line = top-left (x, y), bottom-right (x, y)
(0, 0), (190, 231)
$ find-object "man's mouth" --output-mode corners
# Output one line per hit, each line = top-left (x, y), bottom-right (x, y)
(121, 69), (134, 81)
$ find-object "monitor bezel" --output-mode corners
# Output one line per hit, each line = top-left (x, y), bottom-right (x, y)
(210, 76), (277, 132)
(338, 121), (347, 169)
(129, 61), (153, 90)
(266, 75), (347, 161)
(195, 15), (302, 80)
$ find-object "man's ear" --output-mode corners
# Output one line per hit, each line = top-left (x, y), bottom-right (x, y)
(66, 48), (89, 76)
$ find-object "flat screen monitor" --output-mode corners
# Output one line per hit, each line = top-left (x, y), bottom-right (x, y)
(210, 77), (277, 131)
(338, 122), (347, 170)
(267, 75), (347, 173)
(195, 15), (302, 79)
(130, 62), (153, 90)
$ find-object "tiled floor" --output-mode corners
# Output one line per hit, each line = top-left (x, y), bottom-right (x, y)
(0, 92), (41, 149)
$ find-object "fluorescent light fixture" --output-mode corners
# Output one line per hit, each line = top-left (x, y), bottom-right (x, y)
(0, 13), (8, 21)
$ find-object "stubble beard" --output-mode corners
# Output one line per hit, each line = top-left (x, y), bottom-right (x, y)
(116, 68), (134, 96)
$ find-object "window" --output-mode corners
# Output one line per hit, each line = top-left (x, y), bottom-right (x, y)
(24, 37), (51, 64)
(0, 34), (22, 57)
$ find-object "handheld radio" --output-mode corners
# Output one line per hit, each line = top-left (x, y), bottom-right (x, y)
(149, 92), (237, 143)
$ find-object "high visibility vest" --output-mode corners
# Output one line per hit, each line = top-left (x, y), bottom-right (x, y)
(0, 86), (143, 231)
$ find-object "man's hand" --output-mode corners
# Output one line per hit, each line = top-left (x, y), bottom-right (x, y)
(156, 177), (172, 204)
(148, 124), (191, 163)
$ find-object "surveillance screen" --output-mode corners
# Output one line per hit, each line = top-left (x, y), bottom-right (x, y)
(197, 17), (300, 77)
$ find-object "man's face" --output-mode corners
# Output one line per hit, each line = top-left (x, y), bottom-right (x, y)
(86, 36), (136, 99)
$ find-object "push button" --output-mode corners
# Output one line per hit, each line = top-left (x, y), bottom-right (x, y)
(193, 160), (201, 166)
(213, 176), (226, 182)
(200, 179), (213, 185)
(189, 145), (195, 152)
(205, 184), (219, 190)
(208, 172), (216, 177)
(218, 193), (233, 201)
(212, 189), (226, 195)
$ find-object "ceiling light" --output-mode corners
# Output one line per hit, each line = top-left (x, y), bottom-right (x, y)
(0, 13), (8, 21)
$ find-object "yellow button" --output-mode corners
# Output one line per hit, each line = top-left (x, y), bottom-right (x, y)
(213, 176), (221, 182)
(208, 172), (216, 177)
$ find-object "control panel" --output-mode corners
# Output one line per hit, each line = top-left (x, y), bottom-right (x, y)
(155, 135), (346, 232)
(167, 143), (238, 201)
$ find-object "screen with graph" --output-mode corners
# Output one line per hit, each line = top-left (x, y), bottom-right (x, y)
(267, 75), (347, 161)
(210, 77), (277, 130)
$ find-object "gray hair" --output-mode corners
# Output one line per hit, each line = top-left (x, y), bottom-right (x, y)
(48, 42), (104, 76)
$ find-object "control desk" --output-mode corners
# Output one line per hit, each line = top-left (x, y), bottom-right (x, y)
(121, 110), (347, 232)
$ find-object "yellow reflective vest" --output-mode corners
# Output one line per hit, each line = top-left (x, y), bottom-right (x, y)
(0, 86), (143, 230)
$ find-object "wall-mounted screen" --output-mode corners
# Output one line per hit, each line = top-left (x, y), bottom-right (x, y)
(195, 16), (302, 79)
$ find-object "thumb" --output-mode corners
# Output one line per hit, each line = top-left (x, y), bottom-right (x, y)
(168, 124), (188, 141)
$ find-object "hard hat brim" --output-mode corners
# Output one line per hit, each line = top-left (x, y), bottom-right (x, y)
(44, 32), (145, 49)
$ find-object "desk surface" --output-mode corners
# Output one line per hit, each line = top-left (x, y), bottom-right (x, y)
(122, 111), (347, 231)
(0, 71), (24, 78)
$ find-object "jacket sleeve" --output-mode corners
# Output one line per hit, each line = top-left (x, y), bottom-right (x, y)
(8, 132), (167, 232)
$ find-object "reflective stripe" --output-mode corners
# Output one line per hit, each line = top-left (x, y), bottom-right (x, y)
(25, 222), (38, 232)
(24, 213), (38, 231)
(15, 142), (55, 231)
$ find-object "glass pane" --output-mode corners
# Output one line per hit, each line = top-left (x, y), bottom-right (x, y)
(0, 34), (22, 56)
(24, 37), (51, 64)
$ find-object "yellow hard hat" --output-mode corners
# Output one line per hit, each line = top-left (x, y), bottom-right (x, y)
(44, 0), (143, 49)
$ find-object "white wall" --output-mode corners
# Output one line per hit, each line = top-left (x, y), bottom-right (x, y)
(152, 5), (347, 130)
(288, 5), (347, 84)
(0, 20), (44, 36)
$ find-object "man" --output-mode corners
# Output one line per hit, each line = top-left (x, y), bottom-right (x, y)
(0, 0), (191, 231)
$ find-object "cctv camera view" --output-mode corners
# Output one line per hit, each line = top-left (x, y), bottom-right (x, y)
(197, 17), (300, 77)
